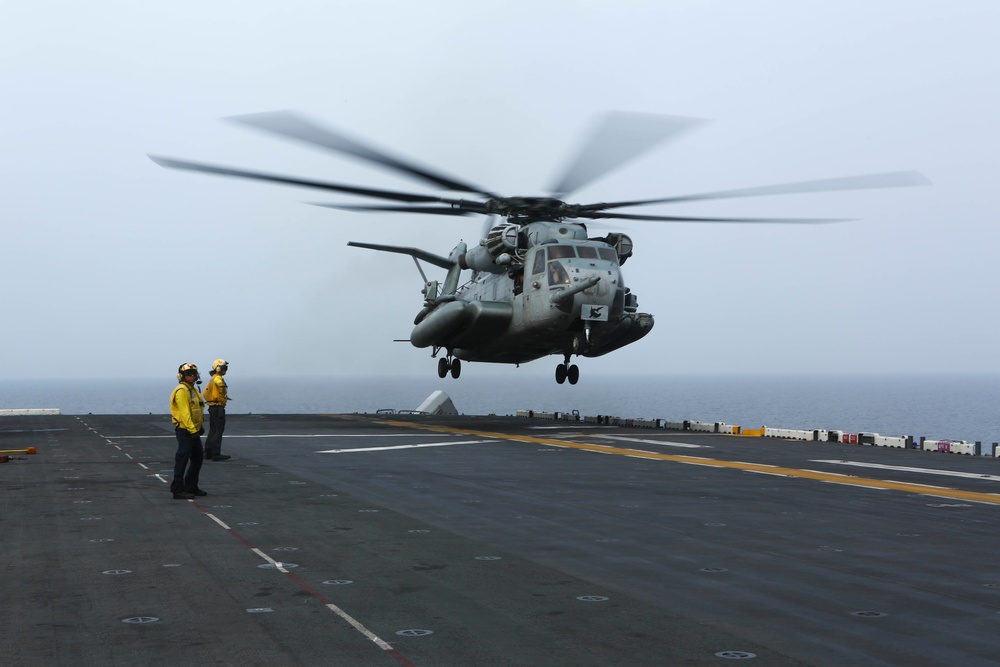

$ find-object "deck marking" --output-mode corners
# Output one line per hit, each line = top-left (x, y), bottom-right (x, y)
(371, 419), (1000, 506)
(254, 545), (412, 663)
(528, 425), (614, 430)
(188, 488), (418, 666)
(82, 413), (412, 662)
(325, 602), (397, 650)
(318, 439), (497, 454)
(225, 433), (460, 438)
(110, 433), (461, 439)
(251, 547), (290, 573)
(592, 434), (705, 449)
(812, 460), (1000, 482)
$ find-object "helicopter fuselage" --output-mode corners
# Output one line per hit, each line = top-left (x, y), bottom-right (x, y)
(409, 233), (654, 365)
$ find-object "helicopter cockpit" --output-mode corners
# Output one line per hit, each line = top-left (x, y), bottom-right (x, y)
(529, 243), (620, 286)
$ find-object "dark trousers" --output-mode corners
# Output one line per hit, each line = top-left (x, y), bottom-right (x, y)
(205, 405), (226, 458)
(171, 428), (204, 494)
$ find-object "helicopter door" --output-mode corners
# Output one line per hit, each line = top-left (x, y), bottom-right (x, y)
(523, 247), (550, 326)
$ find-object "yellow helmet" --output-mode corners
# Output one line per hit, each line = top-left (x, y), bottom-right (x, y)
(213, 359), (229, 371)
(177, 363), (200, 382)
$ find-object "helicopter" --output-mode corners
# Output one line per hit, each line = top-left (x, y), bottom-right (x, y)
(150, 111), (929, 384)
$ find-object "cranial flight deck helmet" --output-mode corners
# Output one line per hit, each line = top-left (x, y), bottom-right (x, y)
(177, 362), (200, 382)
(213, 359), (229, 372)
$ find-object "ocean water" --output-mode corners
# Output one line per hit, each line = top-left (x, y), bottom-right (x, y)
(3, 373), (999, 448)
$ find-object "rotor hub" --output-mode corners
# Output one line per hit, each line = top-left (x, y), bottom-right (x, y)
(483, 197), (580, 223)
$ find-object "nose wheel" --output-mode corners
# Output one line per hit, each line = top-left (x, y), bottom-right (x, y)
(555, 359), (579, 385)
(437, 356), (462, 379)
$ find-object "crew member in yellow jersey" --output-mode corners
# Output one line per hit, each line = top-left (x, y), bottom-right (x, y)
(203, 358), (232, 461)
(170, 363), (207, 500)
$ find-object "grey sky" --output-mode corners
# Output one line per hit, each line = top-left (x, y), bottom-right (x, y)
(2, 1), (998, 380)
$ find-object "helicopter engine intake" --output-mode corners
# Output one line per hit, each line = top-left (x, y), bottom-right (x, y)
(459, 245), (507, 274)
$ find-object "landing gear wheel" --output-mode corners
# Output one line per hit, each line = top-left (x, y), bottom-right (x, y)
(567, 364), (579, 385)
(555, 364), (567, 384)
(437, 357), (449, 379)
(450, 358), (462, 379)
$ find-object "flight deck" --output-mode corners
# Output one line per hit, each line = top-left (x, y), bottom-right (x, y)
(4, 412), (1000, 666)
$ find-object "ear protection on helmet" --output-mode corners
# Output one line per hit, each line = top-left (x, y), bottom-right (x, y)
(177, 363), (200, 382)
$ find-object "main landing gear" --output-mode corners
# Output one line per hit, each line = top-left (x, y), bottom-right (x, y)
(555, 355), (579, 385)
(437, 355), (461, 379)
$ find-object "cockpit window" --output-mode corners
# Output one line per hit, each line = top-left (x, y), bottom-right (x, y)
(531, 249), (546, 275)
(576, 246), (598, 259)
(547, 245), (576, 260)
(598, 247), (619, 263)
(547, 260), (570, 285)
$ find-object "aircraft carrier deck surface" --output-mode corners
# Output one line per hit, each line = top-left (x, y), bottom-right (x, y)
(5, 412), (1000, 666)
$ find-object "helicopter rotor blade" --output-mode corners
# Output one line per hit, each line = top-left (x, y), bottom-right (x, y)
(310, 203), (479, 216)
(228, 111), (497, 197)
(581, 170), (931, 212)
(548, 112), (706, 197)
(576, 211), (850, 224)
(149, 155), (470, 205)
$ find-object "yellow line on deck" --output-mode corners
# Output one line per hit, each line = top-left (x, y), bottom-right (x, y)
(365, 418), (1000, 506)
(0, 447), (37, 455)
